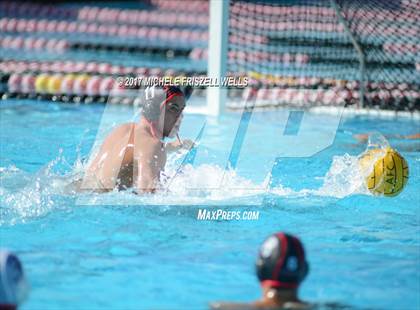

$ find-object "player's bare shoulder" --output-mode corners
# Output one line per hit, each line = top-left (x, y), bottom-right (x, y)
(105, 122), (135, 143)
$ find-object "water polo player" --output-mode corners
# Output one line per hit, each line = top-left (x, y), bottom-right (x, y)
(211, 233), (310, 310)
(354, 133), (420, 143)
(0, 250), (29, 310)
(82, 85), (193, 193)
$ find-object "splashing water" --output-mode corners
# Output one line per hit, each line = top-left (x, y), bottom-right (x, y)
(366, 131), (390, 151)
(1, 133), (393, 224)
(304, 132), (391, 198)
(314, 153), (369, 198)
(0, 151), (74, 225)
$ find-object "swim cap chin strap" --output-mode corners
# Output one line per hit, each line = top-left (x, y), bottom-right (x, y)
(142, 86), (184, 140)
(261, 280), (298, 289)
(143, 117), (163, 140)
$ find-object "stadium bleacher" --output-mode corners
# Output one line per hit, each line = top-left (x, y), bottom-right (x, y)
(0, 0), (418, 111)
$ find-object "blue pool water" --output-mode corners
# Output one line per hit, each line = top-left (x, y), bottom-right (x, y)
(1, 99), (419, 310)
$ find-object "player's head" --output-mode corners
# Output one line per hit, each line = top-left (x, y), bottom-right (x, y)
(142, 85), (192, 138)
(256, 233), (309, 290)
(0, 250), (29, 310)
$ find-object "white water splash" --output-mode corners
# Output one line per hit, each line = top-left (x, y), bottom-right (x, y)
(2, 133), (393, 223)
(313, 153), (370, 198)
(0, 154), (72, 225)
(286, 132), (390, 198)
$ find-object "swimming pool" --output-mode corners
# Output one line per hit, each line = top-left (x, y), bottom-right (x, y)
(1, 99), (419, 309)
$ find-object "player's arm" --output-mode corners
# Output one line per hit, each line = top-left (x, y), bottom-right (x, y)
(210, 302), (258, 310)
(404, 133), (420, 139)
(354, 133), (420, 142)
(134, 138), (162, 193)
(165, 139), (195, 153)
(136, 157), (158, 193)
(210, 301), (312, 310)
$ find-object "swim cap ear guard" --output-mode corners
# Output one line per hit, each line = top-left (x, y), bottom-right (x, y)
(256, 233), (309, 289)
(141, 85), (189, 121)
(141, 86), (168, 121)
(0, 250), (29, 307)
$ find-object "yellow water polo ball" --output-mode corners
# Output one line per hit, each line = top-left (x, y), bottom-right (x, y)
(35, 74), (51, 94)
(46, 75), (63, 94)
(359, 148), (409, 197)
